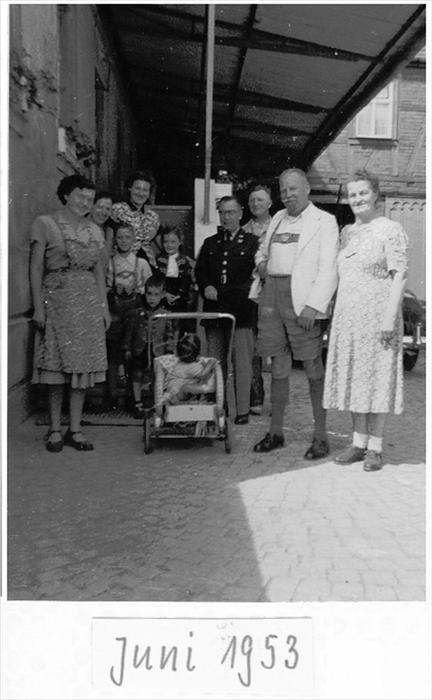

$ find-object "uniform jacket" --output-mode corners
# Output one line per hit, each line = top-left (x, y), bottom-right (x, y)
(195, 227), (259, 327)
(122, 301), (175, 359)
(255, 203), (339, 318)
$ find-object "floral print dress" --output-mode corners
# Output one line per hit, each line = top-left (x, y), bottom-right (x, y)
(32, 212), (107, 388)
(323, 217), (408, 415)
(111, 201), (160, 266)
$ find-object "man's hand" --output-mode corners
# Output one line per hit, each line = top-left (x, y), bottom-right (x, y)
(204, 285), (218, 301)
(297, 305), (318, 331)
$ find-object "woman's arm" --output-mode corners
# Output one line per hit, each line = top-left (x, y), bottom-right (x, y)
(381, 269), (407, 334)
(30, 239), (46, 330)
(94, 257), (111, 330)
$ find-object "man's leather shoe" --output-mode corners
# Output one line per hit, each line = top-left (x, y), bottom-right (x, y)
(363, 449), (383, 471)
(253, 432), (284, 453)
(304, 437), (329, 460)
(234, 414), (249, 425)
(335, 445), (366, 464)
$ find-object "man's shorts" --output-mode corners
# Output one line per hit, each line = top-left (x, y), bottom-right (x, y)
(257, 276), (323, 361)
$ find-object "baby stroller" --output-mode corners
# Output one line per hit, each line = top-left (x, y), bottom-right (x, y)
(142, 312), (235, 454)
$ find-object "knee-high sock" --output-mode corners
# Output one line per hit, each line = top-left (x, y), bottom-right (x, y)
(270, 377), (289, 436)
(308, 377), (327, 439)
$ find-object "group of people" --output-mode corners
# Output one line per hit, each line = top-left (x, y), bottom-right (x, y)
(30, 165), (408, 471)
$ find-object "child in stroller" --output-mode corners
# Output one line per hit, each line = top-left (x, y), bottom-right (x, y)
(155, 332), (217, 414)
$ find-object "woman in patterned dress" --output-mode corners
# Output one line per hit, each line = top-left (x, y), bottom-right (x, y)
(30, 174), (110, 452)
(323, 170), (408, 471)
(111, 170), (160, 268)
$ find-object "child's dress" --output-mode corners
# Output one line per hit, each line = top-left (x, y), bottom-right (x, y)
(155, 355), (217, 406)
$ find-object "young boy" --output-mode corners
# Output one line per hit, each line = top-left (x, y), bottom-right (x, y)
(123, 273), (175, 418)
(105, 225), (152, 409)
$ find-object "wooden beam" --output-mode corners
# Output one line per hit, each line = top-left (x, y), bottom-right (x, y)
(302, 6), (426, 166)
(117, 20), (373, 62)
(129, 72), (329, 114)
(141, 108), (314, 138)
(118, 5), (374, 62)
(204, 5), (215, 223)
(226, 4), (257, 134)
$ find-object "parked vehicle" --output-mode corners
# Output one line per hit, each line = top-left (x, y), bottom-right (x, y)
(401, 289), (426, 371)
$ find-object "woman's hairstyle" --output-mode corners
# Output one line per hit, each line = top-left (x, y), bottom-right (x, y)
(249, 184), (272, 198)
(57, 174), (96, 204)
(177, 333), (201, 363)
(145, 272), (166, 292)
(347, 169), (380, 195)
(126, 169), (156, 191)
(94, 190), (113, 204)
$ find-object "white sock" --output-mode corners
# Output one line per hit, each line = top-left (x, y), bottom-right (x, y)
(368, 436), (383, 453)
(353, 432), (368, 448)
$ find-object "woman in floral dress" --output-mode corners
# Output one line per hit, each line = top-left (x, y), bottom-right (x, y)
(31, 174), (110, 452)
(111, 170), (160, 268)
(323, 170), (408, 471)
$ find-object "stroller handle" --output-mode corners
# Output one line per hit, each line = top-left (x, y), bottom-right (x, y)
(151, 311), (236, 326)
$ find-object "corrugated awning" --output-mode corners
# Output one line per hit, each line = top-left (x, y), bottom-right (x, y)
(99, 3), (426, 177)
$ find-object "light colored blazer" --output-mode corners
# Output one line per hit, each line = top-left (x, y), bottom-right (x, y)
(255, 202), (339, 318)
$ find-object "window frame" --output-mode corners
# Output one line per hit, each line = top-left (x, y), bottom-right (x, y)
(355, 81), (397, 140)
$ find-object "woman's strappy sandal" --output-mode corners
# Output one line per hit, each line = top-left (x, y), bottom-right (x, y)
(45, 429), (64, 453)
(63, 429), (94, 451)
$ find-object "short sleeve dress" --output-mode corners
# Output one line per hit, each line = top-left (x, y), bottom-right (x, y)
(111, 201), (160, 267)
(31, 211), (107, 388)
(323, 216), (408, 415)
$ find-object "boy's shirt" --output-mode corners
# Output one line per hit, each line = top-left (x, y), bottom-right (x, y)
(107, 252), (152, 295)
(122, 301), (175, 358)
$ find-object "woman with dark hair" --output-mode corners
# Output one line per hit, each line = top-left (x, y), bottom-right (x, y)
(323, 170), (408, 471)
(111, 169), (160, 268)
(90, 190), (114, 262)
(30, 174), (110, 452)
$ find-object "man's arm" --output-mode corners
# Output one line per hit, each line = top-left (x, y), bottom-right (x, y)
(195, 238), (218, 301)
(304, 214), (339, 315)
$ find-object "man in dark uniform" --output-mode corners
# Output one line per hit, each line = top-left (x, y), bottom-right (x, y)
(195, 195), (259, 424)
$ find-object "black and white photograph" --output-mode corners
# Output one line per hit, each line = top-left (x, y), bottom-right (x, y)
(2, 2), (429, 699)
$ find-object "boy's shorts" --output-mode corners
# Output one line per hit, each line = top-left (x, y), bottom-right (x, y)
(257, 276), (323, 361)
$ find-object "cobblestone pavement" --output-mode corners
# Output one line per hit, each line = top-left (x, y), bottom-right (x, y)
(8, 354), (426, 602)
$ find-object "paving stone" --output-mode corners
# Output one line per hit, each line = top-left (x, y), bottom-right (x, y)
(8, 355), (426, 602)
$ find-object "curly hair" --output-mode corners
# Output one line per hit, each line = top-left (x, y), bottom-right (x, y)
(56, 174), (95, 204)
(126, 169), (156, 191)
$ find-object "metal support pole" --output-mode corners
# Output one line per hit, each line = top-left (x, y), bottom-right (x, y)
(203, 4), (215, 224)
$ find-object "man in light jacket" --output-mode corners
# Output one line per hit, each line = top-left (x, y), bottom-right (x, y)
(253, 168), (339, 458)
